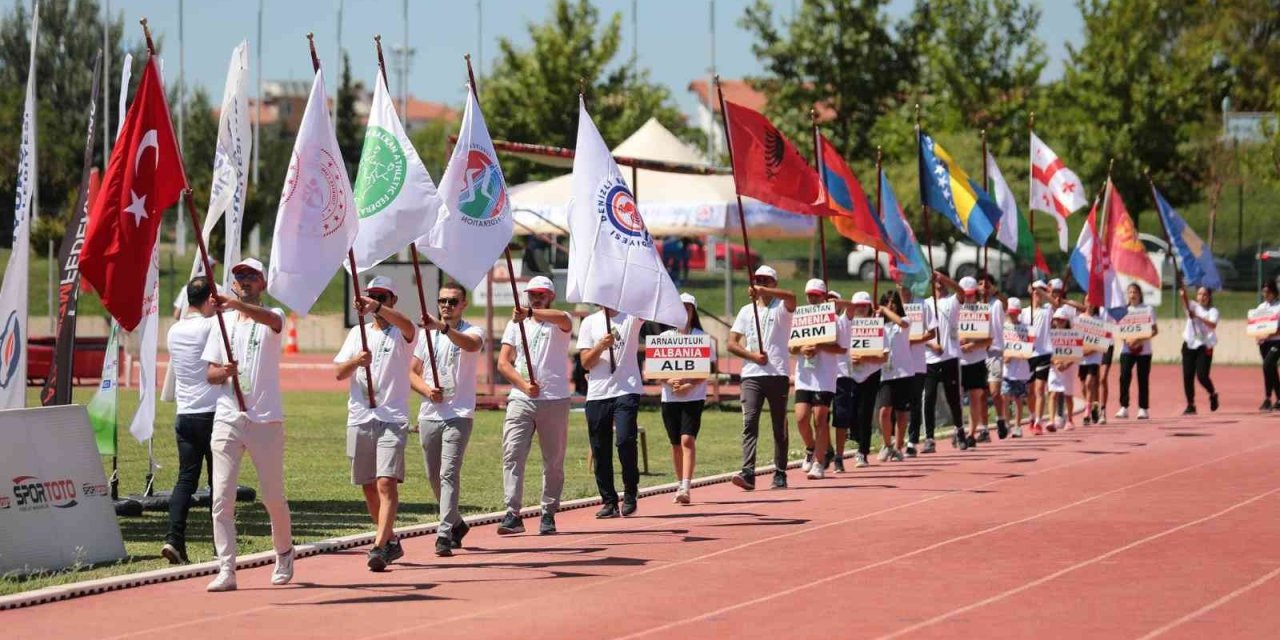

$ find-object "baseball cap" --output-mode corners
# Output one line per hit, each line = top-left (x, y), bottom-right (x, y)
(958, 276), (978, 293)
(231, 258), (265, 277)
(1049, 278), (1065, 291)
(827, 291), (842, 300)
(753, 265), (779, 281)
(524, 275), (555, 295)
(851, 291), (873, 305)
(804, 278), (827, 295)
(680, 292), (697, 306)
(1031, 279), (1048, 290)
(365, 275), (397, 297)
(1052, 306), (1073, 320)
(1007, 297), (1023, 312)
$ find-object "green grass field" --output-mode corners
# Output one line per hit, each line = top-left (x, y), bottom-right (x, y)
(1, 389), (808, 597)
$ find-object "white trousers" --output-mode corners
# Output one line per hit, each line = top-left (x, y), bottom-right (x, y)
(211, 415), (292, 570)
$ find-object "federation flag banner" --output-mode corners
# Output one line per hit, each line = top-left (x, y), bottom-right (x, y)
(417, 86), (513, 290)
(987, 151), (1049, 273)
(0, 5), (38, 409)
(87, 322), (121, 456)
(565, 99), (685, 328)
(1152, 186), (1221, 290)
(353, 70), (442, 270)
(267, 67), (358, 315)
(723, 100), (826, 215)
(81, 57), (185, 331)
(1030, 132), (1088, 251)
(917, 129), (998, 245)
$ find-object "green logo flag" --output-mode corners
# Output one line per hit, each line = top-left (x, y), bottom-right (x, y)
(351, 70), (442, 271)
(87, 322), (121, 456)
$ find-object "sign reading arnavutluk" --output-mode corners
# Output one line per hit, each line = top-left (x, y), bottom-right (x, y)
(904, 303), (926, 340)
(644, 334), (713, 379)
(957, 304), (991, 340)
(848, 317), (886, 357)
(788, 303), (838, 347)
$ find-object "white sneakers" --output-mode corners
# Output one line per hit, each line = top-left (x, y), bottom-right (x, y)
(1137, 408), (1150, 420)
(801, 455), (813, 472)
(853, 453), (869, 468)
(206, 568), (237, 592)
(674, 487), (691, 504)
(1115, 407), (1129, 419)
(271, 547), (295, 586)
(878, 445), (893, 462)
(807, 463), (825, 479)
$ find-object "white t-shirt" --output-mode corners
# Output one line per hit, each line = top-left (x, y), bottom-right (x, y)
(958, 299), (991, 366)
(987, 298), (1006, 353)
(926, 295), (960, 365)
(731, 299), (794, 378)
(1048, 362), (1077, 394)
(576, 311), (644, 401)
(200, 308), (286, 424)
(1002, 318), (1031, 381)
(503, 315), (573, 401)
(906, 300), (936, 375)
(167, 315), (220, 415)
(1031, 303), (1054, 356)
(1183, 302), (1219, 350)
(660, 328), (716, 403)
(835, 315), (852, 379)
(881, 322), (914, 381)
(334, 322), (416, 426)
(1120, 305), (1156, 356)
(794, 341), (838, 393)
(415, 321), (486, 421)
(1259, 301), (1280, 343)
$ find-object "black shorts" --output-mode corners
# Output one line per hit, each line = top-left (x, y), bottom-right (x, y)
(1102, 345), (1115, 366)
(832, 377), (855, 428)
(1029, 354), (1052, 381)
(960, 361), (988, 391)
(878, 377), (913, 411)
(661, 400), (704, 444)
(795, 389), (835, 407)
(1077, 363), (1100, 381)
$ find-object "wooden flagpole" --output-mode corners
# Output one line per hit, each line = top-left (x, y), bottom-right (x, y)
(1027, 112), (1036, 327)
(981, 128), (989, 275)
(809, 109), (829, 287)
(874, 146), (883, 302)
(714, 76), (765, 357)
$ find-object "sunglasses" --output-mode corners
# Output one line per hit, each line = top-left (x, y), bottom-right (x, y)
(369, 293), (391, 304)
(437, 297), (461, 307)
(233, 271), (262, 282)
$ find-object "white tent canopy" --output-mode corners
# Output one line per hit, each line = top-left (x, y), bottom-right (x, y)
(508, 118), (816, 239)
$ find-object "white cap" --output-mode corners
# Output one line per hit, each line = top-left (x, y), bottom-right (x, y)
(524, 275), (555, 295)
(365, 275), (397, 297)
(827, 291), (842, 300)
(680, 292), (697, 306)
(231, 258), (265, 278)
(804, 278), (827, 295)
(1053, 306), (1073, 320)
(1007, 297), (1023, 312)
(852, 291), (873, 305)
(1031, 279), (1048, 290)
(753, 265), (779, 281)
(1050, 278), (1065, 291)
(958, 276), (978, 292)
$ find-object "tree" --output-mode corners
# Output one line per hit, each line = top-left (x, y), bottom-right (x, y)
(335, 51), (362, 180)
(479, 0), (701, 185)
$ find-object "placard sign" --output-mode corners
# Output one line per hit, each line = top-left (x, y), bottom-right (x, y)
(788, 303), (838, 347)
(1002, 323), (1034, 360)
(848, 317), (886, 357)
(1116, 307), (1155, 340)
(1247, 307), (1280, 338)
(904, 303), (926, 340)
(1051, 329), (1085, 364)
(1073, 314), (1112, 353)
(644, 334), (713, 380)
(958, 304), (991, 340)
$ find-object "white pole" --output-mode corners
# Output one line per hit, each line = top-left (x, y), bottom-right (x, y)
(175, 0), (187, 256)
(251, 0), (263, 258)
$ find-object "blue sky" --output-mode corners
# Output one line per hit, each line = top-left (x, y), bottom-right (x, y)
(73, 0), (1082, 116)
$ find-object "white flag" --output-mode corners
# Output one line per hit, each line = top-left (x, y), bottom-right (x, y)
(417, 86), (513, 290)
(267, 68), (358, 316)
(0, 4), (37, 409)
(565, 98), (684, 328)
(127, 246), (160, 442)
(1029, 132), (1088, 252)
(988, 152), (1020, 253)
(352, 70), (441, 270)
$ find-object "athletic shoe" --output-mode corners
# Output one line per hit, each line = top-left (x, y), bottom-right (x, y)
(977, 428), (991, 443)
(497, 513), (525, 535)
(833, 458), (846, 474)
(922, 439), (937, 454)
(771, 470), (788, 489)
(1137, 408), (1150, 420)
(1082, 415), (1092, 426)
(1053, 415), (1065, 431)
(1030, 421), (1043, 436)
(854, 452), (869, 468)
(996, 420), (1008, 440)
(1011, 424), (1023, 438)
(595, 503), (620, 519)
(1091, 404), (1101, 423)
(675, 487), (691, 504)
(621, 494), (638, 516)
(385, 539), (404, 562)
(367, 546), (388, 572)
(956, 436), (968, 451)
(807, 463), (825, 479)
(731, 473), (756, 491)
(1183, 406), (1197, 415)
(161, 542), (187, 565)
(965, 435), (977, 448)
(801, 450), (814, 472)
(1210, 393), (1220, 412)
(1045, 420), (1057, 433)
(451, 520), (470, 549)
(1261, 399), (1273, 411)
(1099, 410), (1108, 425)
(878, 445), (893, 462)
(890, 447), (905, 462)
(271, 547), (295, 585)
(1063, 420), (1076, 431)
(540, 512), (557, 535)
(905, 443), (918, 457)
(824, 447), (836, 470)
(435, 537), (454, 557)
(1115, 407), (1129, 419)
(206, 569), (237, 592)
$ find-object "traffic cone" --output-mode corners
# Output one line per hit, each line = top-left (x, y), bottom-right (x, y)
(285, 313), (300, 355)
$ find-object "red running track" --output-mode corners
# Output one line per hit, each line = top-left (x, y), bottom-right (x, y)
(7, 365), (1280, 639)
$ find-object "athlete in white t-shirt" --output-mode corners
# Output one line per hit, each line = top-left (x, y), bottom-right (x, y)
(1256, 280), (1280, 410)
(793, 279), (843, 480)
(1117, 283), (1158, 419)
(200, 258), (293, 592)
(411, 281), (486, 557)
(577, 305), (645, 517)
(495, 276), (573, 536)
(924, 270), (969, 449)
(653, 293), (716, 504)
(333, 276), (416, 572)
(896, 283), (938, 456)
(1179, 286), (1220, 415)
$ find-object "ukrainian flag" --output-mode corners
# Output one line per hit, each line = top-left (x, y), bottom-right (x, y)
(917, 129), (1000, 246)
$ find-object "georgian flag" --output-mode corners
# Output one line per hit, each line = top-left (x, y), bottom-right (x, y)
(1030, 132), (1088, 252)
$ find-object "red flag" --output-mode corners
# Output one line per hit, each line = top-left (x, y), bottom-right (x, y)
(723, 100), (826, 215)
(1104, 185), (1160, 289)
(817, 134), (890, 252)
(80, 59), (185, 331)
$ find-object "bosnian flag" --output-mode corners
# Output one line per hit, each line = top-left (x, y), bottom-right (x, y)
(1030, 132), (1088, 252)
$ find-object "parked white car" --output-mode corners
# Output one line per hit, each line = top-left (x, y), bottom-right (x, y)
(846, 240), (1016, 282)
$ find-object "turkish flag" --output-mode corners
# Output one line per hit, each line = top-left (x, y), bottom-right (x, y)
(723, 100), (826, 216)
(80, 58), (185, 331)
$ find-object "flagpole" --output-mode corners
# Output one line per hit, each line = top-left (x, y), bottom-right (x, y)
(139, 18), (246, 411)
(981, 129), (989, 276)
(1027, 113), (1036, 327)
(578, 80), (617, 373)
(465, 54), (540, 382)
(1097, 159), (1115, 310)
(915, 105), (941, 319)
(1145, 169), (1193, 319)
(714, 76), (765, 357)
(375, 36), (442, 390)
(874, 146), (883, 302)
(306, 33), (377, 408)
(809, 109), (828, 287)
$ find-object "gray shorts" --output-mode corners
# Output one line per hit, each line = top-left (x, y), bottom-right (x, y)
(986, 355), (1004, 383)
(348, 419), (408, 485)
